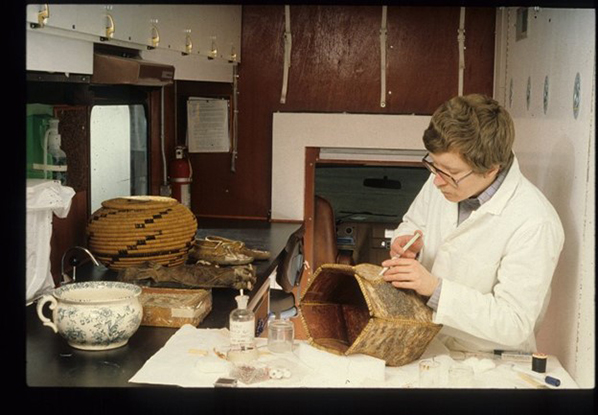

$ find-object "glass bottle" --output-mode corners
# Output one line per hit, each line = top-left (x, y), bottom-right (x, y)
(227, 290), (258, 363)
(46, 119), (67, 185)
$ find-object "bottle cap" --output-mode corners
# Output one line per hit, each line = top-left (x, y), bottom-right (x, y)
(235, 289), (248, 309)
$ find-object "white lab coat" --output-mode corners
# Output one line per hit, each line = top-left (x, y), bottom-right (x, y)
(393, 156), (564, 352)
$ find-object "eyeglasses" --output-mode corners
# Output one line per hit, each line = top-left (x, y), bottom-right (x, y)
(421, 153), (474, 188)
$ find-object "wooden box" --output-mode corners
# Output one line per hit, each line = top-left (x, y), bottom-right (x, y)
(139, 287), (212, 328)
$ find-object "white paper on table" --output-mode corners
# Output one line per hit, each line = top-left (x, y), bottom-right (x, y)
(129, 325), (232, 387)
(295, 342), (386, 384)
(129, 326), (579, 389)
(130, 325), (385, 388)
(129, 325), (316, 388)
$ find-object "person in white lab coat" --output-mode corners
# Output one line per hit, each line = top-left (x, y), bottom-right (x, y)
(381, 94), (564, 353)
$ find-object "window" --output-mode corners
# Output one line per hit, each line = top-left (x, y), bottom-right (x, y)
(90, 104), (148, 213)
(315, 164), (429, 224)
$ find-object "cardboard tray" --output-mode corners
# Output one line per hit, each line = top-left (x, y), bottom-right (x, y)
(139, 287), (212, 328)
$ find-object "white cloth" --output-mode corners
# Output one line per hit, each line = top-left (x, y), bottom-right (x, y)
(129, 325), (387, 388)
(128, 326), (578, 389)
(26, 179), (75, 304)
(393, 156), (564, 352)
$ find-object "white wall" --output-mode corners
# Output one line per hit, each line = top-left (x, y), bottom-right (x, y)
(494, 7), (595, 388)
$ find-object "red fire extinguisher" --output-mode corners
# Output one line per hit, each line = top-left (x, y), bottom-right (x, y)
(169, 146), (192, 209)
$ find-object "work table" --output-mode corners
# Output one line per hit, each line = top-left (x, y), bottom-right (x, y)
(26, 219), (301, 387)
(24, 218), (582, 398)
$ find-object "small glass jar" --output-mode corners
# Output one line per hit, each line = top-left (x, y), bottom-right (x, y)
(267, 319), (294, 353)
(419, 359), (442, 387)
(448, 364), (474, 388)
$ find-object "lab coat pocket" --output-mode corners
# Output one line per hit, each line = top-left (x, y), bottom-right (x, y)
(453, 254), (500, 294)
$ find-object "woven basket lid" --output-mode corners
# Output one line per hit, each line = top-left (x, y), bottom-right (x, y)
(101, 196), (178, 210)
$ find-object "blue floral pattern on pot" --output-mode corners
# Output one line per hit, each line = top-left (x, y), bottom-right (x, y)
(37, 281), (143, 351)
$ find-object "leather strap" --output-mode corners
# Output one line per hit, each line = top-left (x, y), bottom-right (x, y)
(380, 6), (388, 108)
(231, 64), (238, 172)
(458, 7), (466, 96)
(280, 5), (292, 104)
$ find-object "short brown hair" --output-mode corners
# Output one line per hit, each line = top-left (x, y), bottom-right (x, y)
(423, 94), (515, 173)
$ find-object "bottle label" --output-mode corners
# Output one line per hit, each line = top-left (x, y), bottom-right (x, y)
(230, 320), (255, 346)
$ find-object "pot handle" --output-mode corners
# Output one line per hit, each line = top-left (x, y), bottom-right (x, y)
(36, 295), (58, 333)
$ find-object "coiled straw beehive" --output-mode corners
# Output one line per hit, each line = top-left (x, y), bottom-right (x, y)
(299, 263), (442, 366)
(87, 196), (197, 270)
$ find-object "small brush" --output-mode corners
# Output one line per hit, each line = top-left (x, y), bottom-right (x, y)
(379, 232), (421, 276)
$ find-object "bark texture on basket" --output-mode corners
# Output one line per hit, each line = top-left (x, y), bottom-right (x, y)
(299, 263), (442, 366)
(118, 261), (257, 291)
(86, 196), (197, 270)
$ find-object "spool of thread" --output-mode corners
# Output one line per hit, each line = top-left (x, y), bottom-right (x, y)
(532, 352), (547, 373)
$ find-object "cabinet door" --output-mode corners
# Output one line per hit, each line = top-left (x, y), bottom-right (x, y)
(127, 5), (163, 48)
(27, 4), (112, 39)
(147, 5), (242, 59)
(188, 5), (242, 62)
(26, 4), (45, 26)
(29, 4), (78, 31)
(171, 5), (200, 55)
(147, 5), (181, 52)
(74, 5), (109, 39)
(217, 5), (242, 62)
(108, 5), (177, 51)
(107, 4), (137, 43)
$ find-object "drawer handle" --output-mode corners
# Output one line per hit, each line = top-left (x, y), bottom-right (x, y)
(151, 25), (160, 47)
(229, 45), (237, 62)
(209, 38), (218, 59)
(38, 4), (49, 27)
(105, 14), (115, 39)
(185, 34), (193, 54)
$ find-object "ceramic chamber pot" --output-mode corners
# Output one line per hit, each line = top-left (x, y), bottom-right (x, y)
(36, 281), (143, 350)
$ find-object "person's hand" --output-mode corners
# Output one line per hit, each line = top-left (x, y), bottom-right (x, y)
(389, 230), (423, 259)
(380, 257), (439, 296)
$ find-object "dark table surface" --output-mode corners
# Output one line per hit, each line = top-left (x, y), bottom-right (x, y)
(26, 219), (301, 387)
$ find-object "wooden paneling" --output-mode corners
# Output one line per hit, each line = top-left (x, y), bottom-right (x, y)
(188, 5), (495, 219)
(302, 147), (319, 289)
(173, 81), (246, 218)
(54, 106), (89, 193)
(462, 7), (496, 96)
(50, 190), (89, 285)
(386, 7), (461, 113)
